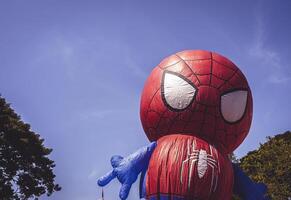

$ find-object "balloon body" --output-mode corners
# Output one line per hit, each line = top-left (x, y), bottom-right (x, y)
(140, 50), (253, 199)
(146, 134), (233, 200)
(98, 50), (256, 200)
(140, 50), (253, 154)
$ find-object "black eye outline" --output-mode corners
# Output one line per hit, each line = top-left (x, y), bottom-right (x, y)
(220, 88), (249, 124)
(161, 70), (198, 112)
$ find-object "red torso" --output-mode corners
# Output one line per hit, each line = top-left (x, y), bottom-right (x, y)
(146, 134), (233, 200)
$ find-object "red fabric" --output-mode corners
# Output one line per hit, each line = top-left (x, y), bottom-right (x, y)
(146, 134), (233, 200)
(140, 50), (253, 154)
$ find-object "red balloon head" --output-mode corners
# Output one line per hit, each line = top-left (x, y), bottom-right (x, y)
(140, 50), (253, 153)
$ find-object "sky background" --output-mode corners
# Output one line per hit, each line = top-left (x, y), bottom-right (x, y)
(0, 0), (290, 199)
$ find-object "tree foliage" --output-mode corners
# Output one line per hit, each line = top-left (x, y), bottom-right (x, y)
(239, 131), (291, 200)
(0, 96), (61, 199)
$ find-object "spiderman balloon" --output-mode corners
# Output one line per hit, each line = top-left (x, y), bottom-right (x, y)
(98, 50), (269, 200)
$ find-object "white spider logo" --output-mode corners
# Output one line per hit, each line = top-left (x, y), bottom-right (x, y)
(180, 139), (219, 193)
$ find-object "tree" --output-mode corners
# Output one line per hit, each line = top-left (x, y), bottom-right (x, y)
(0, 96), (61, 199)
(229, 153), (241, 200)
(239, 131), (291, 200)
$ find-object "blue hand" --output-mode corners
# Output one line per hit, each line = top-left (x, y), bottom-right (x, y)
(232, 163), (269, 200)
(98, 142), (157, 200)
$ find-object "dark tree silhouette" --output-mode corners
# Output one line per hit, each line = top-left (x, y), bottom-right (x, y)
(0, 96), (61, 199)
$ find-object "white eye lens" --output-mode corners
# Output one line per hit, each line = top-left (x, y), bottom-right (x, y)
(221, 90), (248, 123)
(162, 72), (196, 110)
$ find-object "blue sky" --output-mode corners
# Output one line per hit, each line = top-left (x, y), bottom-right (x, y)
(0, 1), (290, 199)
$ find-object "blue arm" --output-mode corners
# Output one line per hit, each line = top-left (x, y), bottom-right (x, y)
(232, 163), (269, 200)
(98, 142), (157, 200)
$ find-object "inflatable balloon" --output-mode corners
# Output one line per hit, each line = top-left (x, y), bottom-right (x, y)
(98, 50), (269, 200)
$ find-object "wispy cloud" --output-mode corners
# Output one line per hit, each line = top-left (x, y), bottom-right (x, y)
(124, 53), (147, 79)
(268, 74), (290, 84)
(79, 108), (130, 120)
(249, 7), (290, 84)
(88, 169), (98, 180)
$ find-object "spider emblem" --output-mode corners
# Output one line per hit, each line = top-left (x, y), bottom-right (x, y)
(180, 139), (219, 193)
